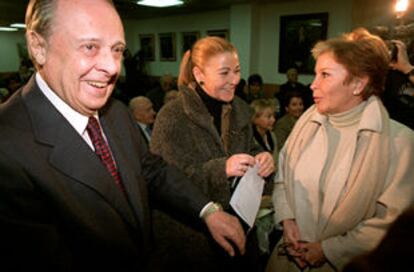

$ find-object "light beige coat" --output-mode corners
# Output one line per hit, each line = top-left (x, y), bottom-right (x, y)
(267, 96), (414, 271)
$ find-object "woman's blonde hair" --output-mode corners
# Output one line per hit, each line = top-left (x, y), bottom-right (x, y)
(250, 99), (275, 121)
(178, 36), (238, 87)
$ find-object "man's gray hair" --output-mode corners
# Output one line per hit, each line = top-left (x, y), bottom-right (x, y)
(25, 0), (115, 39)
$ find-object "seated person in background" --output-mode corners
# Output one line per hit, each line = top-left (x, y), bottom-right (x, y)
(129, 96), (156, 145)
(235, 78), (247, 101)
(146, 73), (176, 112)
(382, 39), (414, 130)
(18, 58), (34, 84)
(246, 73), (265, 103)
(163, 89), (179, 105)
(273, 90), (304, 150)
(250, 99), (278, 171)
(277, 67), (312, 115)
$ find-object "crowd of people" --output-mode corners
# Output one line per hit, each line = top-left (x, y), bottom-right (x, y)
(0, 1), (413, 272)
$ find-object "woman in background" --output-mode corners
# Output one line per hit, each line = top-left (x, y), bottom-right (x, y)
(273, 90), (304, 150)
(266, 28), (414, 272)
(150, 36), (274, 272)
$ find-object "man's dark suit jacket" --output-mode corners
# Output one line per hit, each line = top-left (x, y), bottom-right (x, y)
(0, 77), (209, 271)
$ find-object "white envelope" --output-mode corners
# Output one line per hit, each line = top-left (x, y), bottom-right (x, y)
(230, 163), (265, 228)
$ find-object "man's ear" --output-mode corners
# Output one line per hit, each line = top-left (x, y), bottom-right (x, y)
(27, 31), (47, 66)
(192, 66), (204, 85)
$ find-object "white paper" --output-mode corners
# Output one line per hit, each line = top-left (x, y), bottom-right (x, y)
(230, 163), (265, 228)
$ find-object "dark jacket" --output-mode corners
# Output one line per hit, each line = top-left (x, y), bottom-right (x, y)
(149, 85), (262, 271)
(0, 77), (209, 271)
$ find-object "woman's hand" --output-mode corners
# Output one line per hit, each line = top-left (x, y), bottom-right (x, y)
(302, 242), (327, 268)
(225, 154), (255, 177)
(282, 219), (301, 251)
(254, 152), (275, 177)
(282, 219), (307, 269)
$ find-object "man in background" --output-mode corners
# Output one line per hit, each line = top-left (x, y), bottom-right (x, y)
(129, 96), (156, 145)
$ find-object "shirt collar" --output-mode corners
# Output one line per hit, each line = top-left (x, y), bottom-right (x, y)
(136, 121), (148, 130)
(35, 73), (98, 136)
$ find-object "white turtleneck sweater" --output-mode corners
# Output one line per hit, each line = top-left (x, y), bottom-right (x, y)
(320, 101), (367, 204)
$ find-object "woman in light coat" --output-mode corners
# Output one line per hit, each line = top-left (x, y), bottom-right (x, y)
(266, 28), (414, 272)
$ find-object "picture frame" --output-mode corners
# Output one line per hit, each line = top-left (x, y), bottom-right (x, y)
(207, 29), (229, 40)
(181, 31), (200, 54)
(159, 32), (176, 61)
(278, 13), (328, 74)
(139, 34), (155, 61)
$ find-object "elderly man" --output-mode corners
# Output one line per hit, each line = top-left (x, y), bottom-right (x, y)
(129, 96), (156, 144)
(0, 0), (245, 271)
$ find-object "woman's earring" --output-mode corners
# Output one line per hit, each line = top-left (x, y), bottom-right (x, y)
(353, 90), (360, 95)
(199, 81), (204, 86)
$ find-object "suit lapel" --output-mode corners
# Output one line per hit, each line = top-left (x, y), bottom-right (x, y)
(22, 78), (138, 227)
(100, 112), (146, 229)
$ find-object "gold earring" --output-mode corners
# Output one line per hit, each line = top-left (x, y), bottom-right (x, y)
(353, 90), (360, 95)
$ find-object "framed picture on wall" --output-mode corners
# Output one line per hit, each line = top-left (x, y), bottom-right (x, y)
(182, 31), (200, 54)
(207, 29), (229, 40)
(278, 12), (328, 74)
(159, 32), (176, 61)
(139, 34), (155, 61)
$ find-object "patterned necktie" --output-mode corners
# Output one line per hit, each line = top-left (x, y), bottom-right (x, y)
(86, 117), (125, 192)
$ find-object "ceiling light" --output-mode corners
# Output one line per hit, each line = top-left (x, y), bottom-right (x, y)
(395, 0), (409, 13)
(10, 23), (26, 29)
(0, 27), (18, 32)
(137, 0), (184, 8)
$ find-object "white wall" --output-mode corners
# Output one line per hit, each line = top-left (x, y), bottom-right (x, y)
(123, 9), (229, 77)
(230, 4), (253, 80)
(123, 0), (353, 85)
(0, 31), (26, 72)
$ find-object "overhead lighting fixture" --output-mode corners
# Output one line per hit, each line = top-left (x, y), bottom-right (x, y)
(137, 0), (184, 8)
(0, 27), (18, 32)
(395, 0), (410, 19)
(10, 23), (26, 29)
(395, 0), (409, 13)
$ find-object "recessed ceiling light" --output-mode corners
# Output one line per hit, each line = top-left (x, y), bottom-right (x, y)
(10, 23), (26, 29)
(137, 0), (184, 8)
(0, 27), (18, 32)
